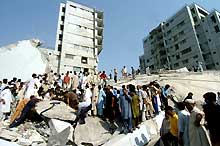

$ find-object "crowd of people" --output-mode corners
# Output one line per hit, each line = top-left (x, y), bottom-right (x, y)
(0, 70), (167, 132)
(160, 92), (220, 146)
(0, 69), (219, 146)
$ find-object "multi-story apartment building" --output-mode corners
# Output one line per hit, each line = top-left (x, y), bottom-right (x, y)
(140, 3), (220, 73)
(55, 0), (104, 74)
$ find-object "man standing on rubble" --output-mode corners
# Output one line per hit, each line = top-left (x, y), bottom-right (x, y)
(24, 73), (39, 99)
(72, 84), (92, 127)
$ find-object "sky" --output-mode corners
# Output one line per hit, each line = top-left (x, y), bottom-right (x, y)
(0, 0), (220, 74)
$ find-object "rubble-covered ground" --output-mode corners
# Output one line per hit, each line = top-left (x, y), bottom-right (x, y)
(0, 71), (219, 146)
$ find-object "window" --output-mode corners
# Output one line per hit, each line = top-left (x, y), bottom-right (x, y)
(209, 39), (211, 42)
(62, 7), (65, 12)
(198, 8), (208, 16)
(173, 35), (178, 41)
(193, 17), (198, 23)
(65, 54), (74, 59)
(193, 55), (198, 59)
(177, 20), (185, 28)
(167, 30), (171, 35)
(182, 59), (189, 64)
(179, 30), (184, 36)
(181, 47), (192, 55)
(60, 25), (64, 31)
(200, 44), (204, 51)
(174, 63), (179, 67)
(197, 34), (200, 38)
(216, 62), (219, 65)
(214, 25), (220, 33)
(176, 55), (180, 60)
(58, 44), (62, 51)
(159, 50), (166, 56)
(211, 15), (216, 23)
(70, 5), (77, 8)
(180, 39), (186, 45)
(81, 57), (88, 64)
(191, 8), (195, 14)
(166, 23), (169, 27)
(61, 16), (65, 21)
(147, 59), (149, 63)
(59, 34), (63, 41)
(175, 44), (179, 50)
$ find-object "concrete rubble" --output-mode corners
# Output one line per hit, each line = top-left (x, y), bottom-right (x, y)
(74, 117), (113, 146)
(0, 72), (219, 145)
(35, 100), (77, 121)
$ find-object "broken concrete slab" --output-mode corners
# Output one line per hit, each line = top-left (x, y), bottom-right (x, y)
(48, 119), (74, 142)
(47, 122), (71, 146)
(0, 139), (19, 146)
(0, 129), (21, 142)
(35, 100), (76, 121)
(74, 117), (112, 146)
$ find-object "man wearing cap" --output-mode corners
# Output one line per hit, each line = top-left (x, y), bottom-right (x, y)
(185, 99), (212, 146)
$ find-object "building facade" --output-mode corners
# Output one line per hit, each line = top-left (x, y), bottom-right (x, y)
(55, 0), (104, 74)
(140, 3), (220, 73)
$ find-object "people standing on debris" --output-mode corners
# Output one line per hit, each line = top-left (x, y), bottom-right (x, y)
(177, 102), (190, 146)
(0, 79), (8, 93)
(121, 66), (127, 79)
(142, 85), (154, 120)
(72, 84), (92, 127)
(0, 86), (12, 120)
(71, 71), (78, 91)
(97, 85), (106, 118)
(160, 112), (170, 140)
(149, 82), (160, 115)
(185, 99), (212, 146)
(129, 85), (140, 129)
(119, 87), (133, 134)
(114, 68), (118, 83)
(161, 106), (178, 146)
(105, 86), (117, 134)
(196, 61), (204, 72)
(203, 92), (220, 146)
(48, 70), (55, 88)
(56, 74), (63, 88)
(81, 72), (88, 90)
(131, 67), (135, 80)
(9, 95), (41, 128)
(24, 73), (39, 99)
(136, 85), (145, 122)
(161, 84), (170, 109)
(63, 72), (71, 90)
(91, 84), (98, 116)
(100, 71), (107, 87)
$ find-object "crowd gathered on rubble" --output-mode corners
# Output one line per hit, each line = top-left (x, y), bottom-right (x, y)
(0, 65), (219, 146)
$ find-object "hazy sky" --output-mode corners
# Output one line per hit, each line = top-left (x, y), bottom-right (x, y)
(0, 0), (219, 74)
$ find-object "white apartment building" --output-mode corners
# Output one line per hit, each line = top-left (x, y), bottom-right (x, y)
(140, 3), (220, 73)
(55, 0), (104, 74)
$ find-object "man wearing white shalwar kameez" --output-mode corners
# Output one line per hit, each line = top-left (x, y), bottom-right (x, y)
(0, 86), (12, 120)
(177, 102), (190, 146)
(185, 99), (212, 146)
(24, 74), (39, 99)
